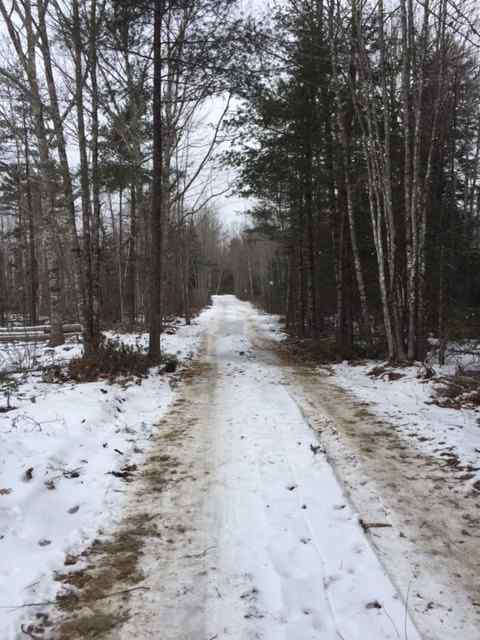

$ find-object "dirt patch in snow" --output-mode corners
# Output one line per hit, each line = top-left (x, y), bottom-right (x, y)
(53, 466), (179, 638)
(32, 359), (212, 640)
(286, 367), (480, 640)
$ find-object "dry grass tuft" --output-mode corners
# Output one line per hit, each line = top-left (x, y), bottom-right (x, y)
(433, 375), (480, 409)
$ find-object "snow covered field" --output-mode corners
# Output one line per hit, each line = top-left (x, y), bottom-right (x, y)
(0, 320), (205, 639)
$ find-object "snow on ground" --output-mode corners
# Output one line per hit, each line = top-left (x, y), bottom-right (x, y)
(332, 361), (480, 490)
(205, 340), (421, 640)
(0, 317), (207, 639)
(3, 298), (478, 640)
(102, 296), (421, 640)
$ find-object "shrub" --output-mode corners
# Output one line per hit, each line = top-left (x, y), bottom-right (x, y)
(0, 372), (18, 412)
(67, 339), (150, 382)
(162, 354), (178, 373)
(434, 374), (480, 409)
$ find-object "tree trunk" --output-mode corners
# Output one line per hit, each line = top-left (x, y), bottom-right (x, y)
(304, 143), (318, 338)
(24, 0), (63, 345)
(72, 0), (99, 356)
(37, 0), (84, 321)
(148, 0), (165, 361)
(89, 0), (102, 353)
(23, 112), (38, 325)
(127, 183), (137, 328)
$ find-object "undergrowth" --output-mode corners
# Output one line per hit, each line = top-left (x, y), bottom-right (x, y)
(67, 339), (150, 381)
(433, 374), (480, 409)
(42, 339), (178, 383)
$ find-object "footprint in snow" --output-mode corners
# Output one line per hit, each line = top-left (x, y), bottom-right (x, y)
(240, 587), (259, 602)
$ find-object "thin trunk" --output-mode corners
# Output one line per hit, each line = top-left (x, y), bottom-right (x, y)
(417, 0), (447, 361)
(24, 1), (63, 345)
(400, 0), (416, 360)
(182, 224), (191, 325)
(89, 0), (102, 352)
(127, 184), (137, 328)
(349, 0), (397, 359)
(72, 0), (97, 355)
(37, 0), (84, 319)
(148, 0), (165, 360)
(438, 244), (447, 366)
(304, 142), (318, 338)
(23, 111), (38, 325)
(108, 192), (124, 324)
(247, 244), (255, 300)
(334, 102), (372, 340)
(378, 0), (405, 360)
(286, 249), (295, 331)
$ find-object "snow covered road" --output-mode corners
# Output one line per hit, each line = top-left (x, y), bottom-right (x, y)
(290, 365), (480, 640)
(49, 296), (421, 640)
(201, 299), (418, 640)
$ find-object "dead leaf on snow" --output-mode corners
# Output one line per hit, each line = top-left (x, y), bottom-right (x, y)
(38, 539), (52, 547)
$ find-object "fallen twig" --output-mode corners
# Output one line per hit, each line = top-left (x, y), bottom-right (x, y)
(1, 601), (56, 610)
(359, 518), (393, 532)
(95, 586), (150, 601)
(184, 545), (216, 560)
(1, 586), (150, 611)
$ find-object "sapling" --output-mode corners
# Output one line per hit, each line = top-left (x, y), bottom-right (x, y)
(0, 374), (18, 412)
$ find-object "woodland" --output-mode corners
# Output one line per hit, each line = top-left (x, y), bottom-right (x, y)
(1, 3), (480, 637)
(228, 0), (480, 363)
(0, 0), (479, 363)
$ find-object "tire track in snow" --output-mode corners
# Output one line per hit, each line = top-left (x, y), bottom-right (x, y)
(287, 366), (480, 640)
(43, 296), (424, 640)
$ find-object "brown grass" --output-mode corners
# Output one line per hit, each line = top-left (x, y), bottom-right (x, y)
(46, 359), (206, 639)
(433, 375), (480, 409)
(367, 365), (405, 381)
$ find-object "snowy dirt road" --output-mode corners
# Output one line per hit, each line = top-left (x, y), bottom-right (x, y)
(289, 369), (480, 640)
(46, 297), (435, 639)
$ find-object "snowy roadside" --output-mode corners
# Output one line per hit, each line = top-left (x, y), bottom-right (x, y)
(332, 360), (480, 491)
(0, 316), (207, 639)
(63, 296), (422, 640)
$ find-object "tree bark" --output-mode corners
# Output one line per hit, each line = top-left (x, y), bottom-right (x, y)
(37, 0), (84, 320)
(23, 109), (38, 325)
(71, 0), (100, 355)
(148, 0), (165, 360)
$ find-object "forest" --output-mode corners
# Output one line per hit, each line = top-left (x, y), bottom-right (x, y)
(1, 0), (479, 363)
(227, 0), (480, 364)
(1, 2), (480, 639)
(0, 0), (241, 361)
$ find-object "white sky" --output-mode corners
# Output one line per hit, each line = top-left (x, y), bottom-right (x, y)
(0, 0), (271, 232)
